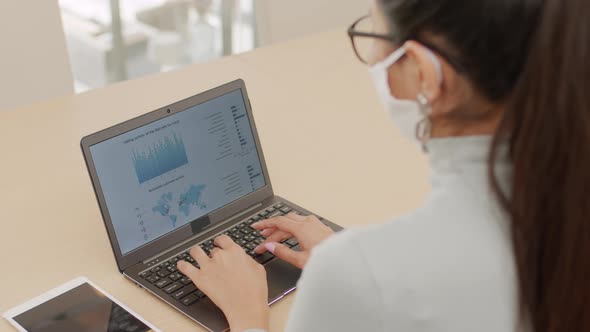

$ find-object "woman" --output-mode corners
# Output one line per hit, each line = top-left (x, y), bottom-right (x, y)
(177, 0), (590, 331)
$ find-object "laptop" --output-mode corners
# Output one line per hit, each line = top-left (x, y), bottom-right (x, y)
(81, 79), (343, 332)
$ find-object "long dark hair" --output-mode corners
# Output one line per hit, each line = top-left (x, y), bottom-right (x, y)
(379, 0), (590, 331)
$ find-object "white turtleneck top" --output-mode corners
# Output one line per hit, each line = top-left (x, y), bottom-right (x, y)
(249, 136), (519, 332)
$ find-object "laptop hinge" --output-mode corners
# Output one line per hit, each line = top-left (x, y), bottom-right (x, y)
(142, 202), (263, 264)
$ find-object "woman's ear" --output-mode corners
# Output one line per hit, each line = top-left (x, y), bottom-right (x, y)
(403, 41), (443, 109)
(404, 40), (475, 118)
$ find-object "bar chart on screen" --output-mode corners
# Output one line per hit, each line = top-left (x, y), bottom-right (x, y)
(131, 132), (189, 184)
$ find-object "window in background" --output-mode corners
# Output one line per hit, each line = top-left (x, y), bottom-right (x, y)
(59, 0), (255, 92)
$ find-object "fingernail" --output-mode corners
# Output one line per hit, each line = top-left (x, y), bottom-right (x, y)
(260, 229), (271, 236)
(264, 242), (276, 254)
(251, 222), (259, 228)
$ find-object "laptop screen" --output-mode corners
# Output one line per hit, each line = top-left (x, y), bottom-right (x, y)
(89, 89), (266, 255)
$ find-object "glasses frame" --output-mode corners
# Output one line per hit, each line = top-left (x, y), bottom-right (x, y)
(347, 15), (399, 64)
(347, 14), (467, 73)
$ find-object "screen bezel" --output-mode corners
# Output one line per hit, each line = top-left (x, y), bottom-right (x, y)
(2, 276), (160, 332)
(80, 79), (274, 272)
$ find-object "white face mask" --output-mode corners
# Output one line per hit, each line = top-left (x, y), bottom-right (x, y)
(368, 46), (443, 145)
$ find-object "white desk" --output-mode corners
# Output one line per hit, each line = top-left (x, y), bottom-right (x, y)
(0, 30), (429, 331)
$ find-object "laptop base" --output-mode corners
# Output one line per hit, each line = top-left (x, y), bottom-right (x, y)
(125, 195), (342, 332)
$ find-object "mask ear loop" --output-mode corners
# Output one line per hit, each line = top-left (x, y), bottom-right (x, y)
(425, 48), (443, 84)
(415, 48), (443, 152)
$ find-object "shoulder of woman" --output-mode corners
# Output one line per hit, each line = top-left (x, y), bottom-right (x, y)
(303, 227), (383, 287)
(288, 229), (386, 331)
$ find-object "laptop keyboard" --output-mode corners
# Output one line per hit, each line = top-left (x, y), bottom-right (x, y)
(138, 202), (301, 306)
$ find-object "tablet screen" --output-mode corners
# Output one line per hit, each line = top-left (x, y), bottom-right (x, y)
(12, 282), (153, 332)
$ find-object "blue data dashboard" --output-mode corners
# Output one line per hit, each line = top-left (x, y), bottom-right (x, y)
(90, 89), (266, 255)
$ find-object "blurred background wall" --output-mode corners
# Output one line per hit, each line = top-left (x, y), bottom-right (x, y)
(0, 1), (73, 111)
(0, 0), (367, 110)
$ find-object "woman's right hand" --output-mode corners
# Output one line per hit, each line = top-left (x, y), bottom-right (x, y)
(251, 212), (335, 269)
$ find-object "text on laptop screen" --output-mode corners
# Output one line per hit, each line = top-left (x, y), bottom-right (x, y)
(89, 89), (266, 255)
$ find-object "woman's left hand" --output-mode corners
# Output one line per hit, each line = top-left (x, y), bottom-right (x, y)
(177, 235), (270, 331)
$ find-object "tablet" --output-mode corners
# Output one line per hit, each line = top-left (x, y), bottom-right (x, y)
(3, 277), (160, 332)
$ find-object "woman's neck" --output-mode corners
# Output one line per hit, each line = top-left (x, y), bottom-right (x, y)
(430, 99), (505, 138)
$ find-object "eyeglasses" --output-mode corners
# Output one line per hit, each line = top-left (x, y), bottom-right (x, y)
(347, 15), (467, 72)
(347, 15), (400, 65)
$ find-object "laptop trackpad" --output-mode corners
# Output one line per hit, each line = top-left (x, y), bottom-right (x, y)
(265, 256), (302, 301)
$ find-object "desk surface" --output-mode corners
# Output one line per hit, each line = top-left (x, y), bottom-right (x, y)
(0, 30), (429, 331)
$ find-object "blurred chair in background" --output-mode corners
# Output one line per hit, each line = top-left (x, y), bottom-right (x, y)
(61, 0), (225, 91)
